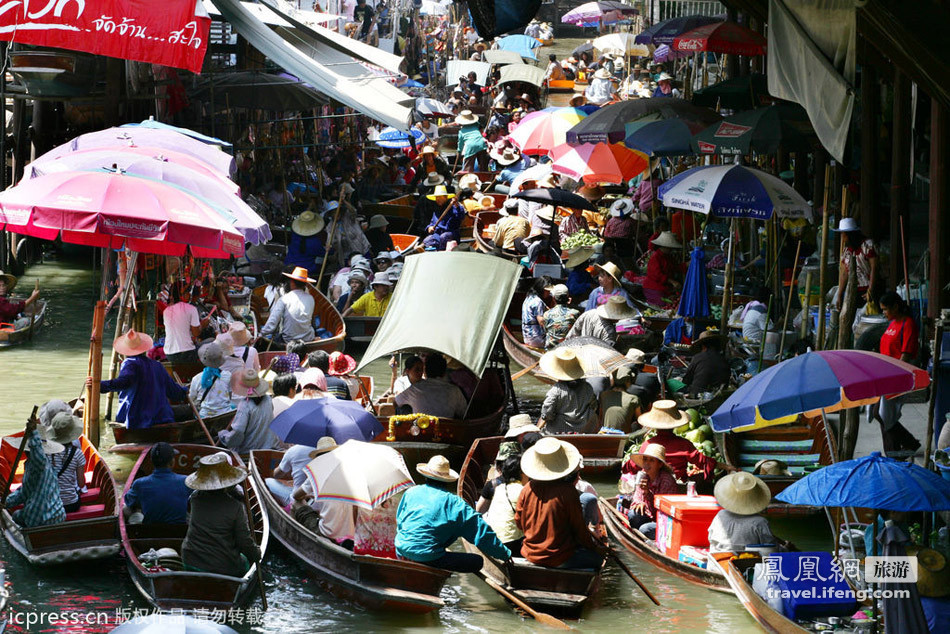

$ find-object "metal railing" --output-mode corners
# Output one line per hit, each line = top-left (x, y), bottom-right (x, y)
(645, 0), (727, 22)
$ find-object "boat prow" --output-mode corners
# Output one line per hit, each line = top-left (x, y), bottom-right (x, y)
(0, 298), (47, 347)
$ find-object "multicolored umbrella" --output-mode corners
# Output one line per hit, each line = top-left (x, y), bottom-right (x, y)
(673, 21), (767, 57)
(592, 33), (653, 57)
(652, 43), (690, 63)
(562, 1), (637, 27)
(635, 14), (721, 46)
(710, 350), (931, 432)
(776, 452), (950, 512)
(658, 163), (812, 220)
(509, 162), (554, 193)
(509, 107), (588, 155)
(495, 34), (542, 60)
(375, 126), (426, 149)
(304, 440), (413, 510)
(623, 117), (696, 156)
(270, 398), (383, 445)
(549, 142), (647, 185)
(566, 98), (720, 145)
(691, 104), (815, 156)
(678, 247), (710, 318)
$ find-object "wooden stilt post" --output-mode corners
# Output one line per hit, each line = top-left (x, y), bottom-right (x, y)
(84, 301), (106, 447)
(816, 165), (832, 350)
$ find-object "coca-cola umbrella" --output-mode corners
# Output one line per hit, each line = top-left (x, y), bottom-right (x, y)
(36, 127), (235, 177)
(635, 14), (722, 46)
(566, 98), (721, 145)
(0, 170), (245, 259)
(673, 21), (767, 57)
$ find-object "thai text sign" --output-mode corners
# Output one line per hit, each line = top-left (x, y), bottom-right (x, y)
(0, 0), (210, 73)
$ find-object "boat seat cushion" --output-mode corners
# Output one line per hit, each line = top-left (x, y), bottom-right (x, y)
(65, 504), (107, 521)
(80, 487), (100, 504)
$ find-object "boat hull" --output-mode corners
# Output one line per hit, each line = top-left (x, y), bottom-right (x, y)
(0, 299), (47, 347)
(109, 411), (236, 455)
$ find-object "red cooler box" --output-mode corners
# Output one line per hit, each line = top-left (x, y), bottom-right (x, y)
(654, 494), (721, 558)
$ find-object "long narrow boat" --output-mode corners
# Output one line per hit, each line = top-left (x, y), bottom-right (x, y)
(712, 553), (808, 633)
(457, 436), (606, 617)
(109, 410), (236, 455)
(599, 496), (730, 593)
(473, 210), (501, 254)
(121, 444), (269, 610)
(361, 194), (414, 221)
(249, 449), (452, 612)
(0, 299), (47, 347)
(344, 315), (381, 346)
(546, 79), (575, 93)
(0, 432), (120, 565)
(251, 285), (346, 354)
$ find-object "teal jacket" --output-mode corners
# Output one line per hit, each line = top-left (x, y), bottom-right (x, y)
(457, 125), (487, 159)
(395, 483), (510, 562)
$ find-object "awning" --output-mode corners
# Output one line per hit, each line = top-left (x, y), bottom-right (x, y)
(446, 61), (492, 87)
(498, 64), (546, 87)
(482, 50), (526, 66)
(210, 0), (413, 130)
(357, 252), (522, 377)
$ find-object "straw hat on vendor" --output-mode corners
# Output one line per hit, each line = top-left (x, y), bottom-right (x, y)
(113, 329), (153, 357)
(597, 295), (637, 321)
(291, 210), (325, 237)
(0, 270), (17, 293)
(491, 146), (522, 166)
(521, 437), (581, 481)
(650, 231), (682, 251)
(564, 246), (595, 269)
(753, 459), (792, 477)
(185, 452), (248, 490)
(505, 413), (540, 438)
(455, 110), (479, 126)
(308, 436), (338, 459)
(713, 471), (771, 515)
(637, 399), (689, 429)
(539, 348), (586, 382)
(417, 455), (459, 482)
(458, 173), (483, 191)
(689, 329), (725, 353)
(627, 443), (673, 473)
(593, 261), (624, 287)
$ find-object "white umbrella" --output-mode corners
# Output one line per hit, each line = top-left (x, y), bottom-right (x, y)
(414, 97), (452, 117)
(509, 162), (554, 194)
(592, 33), (653, 57)
(303, 440), (414, 510)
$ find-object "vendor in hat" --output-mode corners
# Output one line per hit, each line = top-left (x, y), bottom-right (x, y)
(189, 342), (234, 419)
(564, 245), (597, 299)
(622, 400), (736, 483)
(618, 444), (678, 539)
(585, 67), (617, 106)
(3, 425), (66, 527)
(364, 214), (394, 255)
(599, 366), (641, 433)
(124, 442), (191, 524)
(181, 453), (261, 576)
(604, 198), (640, 239)
(542, 283), (580, 349)
(218, 369), (281, 454)
(88, 329), (188, 430)
(516, 437), (608, 568)
(285, 209), (327, 271)
(410, 146), (452, 190)
(567, 295), (634, 347)
(834, 217), (879, 311)
(652, 72), (681, 98)
(708, 472), (783, 553)
(682, 330), (730, 397)
(396, 455), (511, 572)
(455, 110), (489, 172)
(538, 349), (599, 434)
(342, 272), (392, 317)
(491, 147), (527, 194)
(259, 266), (317, 344)
(423, 185), (466, 251)
(225, 321), (260, 374)
(643, 231), (684, 306)
(584, 261), (634, 312)
(0, 270), (40, 326)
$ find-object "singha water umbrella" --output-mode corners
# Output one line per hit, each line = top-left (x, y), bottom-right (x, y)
(592, 32), (653, 57)
(549, 142), (648, 185)
(710, 350), (930, 432)
(562, 2), (638, 27)
(635, 14), (722, 46)
(566, 98), (720, 145)
(376, 126), (426, 149)
(623, 118), (696, 156)
(658, 163), (812, 220)
(270, 398), (383, 445)
(303, 440), (414, 510)
(673, 21), (767, 56)
(678, 247), (710, 318)
(691, 104), (815, 156)
(509, 107), (588, 155)
(776, 452), (950, 512)
(511, 188), (597, 212)
(495, 34), (542, 60)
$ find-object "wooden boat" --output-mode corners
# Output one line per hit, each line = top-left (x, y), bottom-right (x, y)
(344, 315), (381, 346)
(473, 210), (501, 254)
(599, 496), (730, 593)
(546, 79), (576, 93)
(716, 414), (833, 516)
(109, 410), (236, 455)
(390, 233), (419, 255)
(249, 449), (451, 612)
(251, 284), (345, 354)
(121, 444), (269, 610)
(713, 553), (808, 633)
(457, 436), (605, 617)
(0, 432), (120, 565)
(362, 194), (415, 221)
(0, 299), (47, 347)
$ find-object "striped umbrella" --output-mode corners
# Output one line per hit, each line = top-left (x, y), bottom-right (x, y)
(375, 127), (426, 149)
(509, 107), (588, 155)
(549, 142), (648, 185)
(304, 440), (414, 510)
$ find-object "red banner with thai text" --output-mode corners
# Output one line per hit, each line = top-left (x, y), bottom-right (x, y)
(0, 0), (210, 73)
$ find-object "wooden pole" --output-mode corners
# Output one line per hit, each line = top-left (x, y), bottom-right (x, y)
(84, 301), (107, 447)
(757, 295), (773, 372)
(317, 195), (345, 287)
(779, 240), (802, 356)
(924, 321), (944, 468)
(816, 165), (832, 350)
(1, 406), (38, 504)
(105, 251), (139, 419)
(801, 271), (813, 342)
(173, 371), (216, 446)
(608, 549), (661, 606)
(719, 218), (736, 333)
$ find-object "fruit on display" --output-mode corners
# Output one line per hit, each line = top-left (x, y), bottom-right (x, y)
(561, 230), (601, 249)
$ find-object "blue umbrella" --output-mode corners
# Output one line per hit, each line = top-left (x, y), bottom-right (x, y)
(495, 34), (542, 60)
(120, 119), (232, 148)
(635, 14), (722, 46)
(677, 246), (710, 318)
(270, 399), (383, 445)
(623, 118), (695, 156)
(375, 127), (426, 149)
(776, 452), (950, 512)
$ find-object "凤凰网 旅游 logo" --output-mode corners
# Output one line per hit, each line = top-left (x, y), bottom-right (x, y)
(687, 179), (707, 195)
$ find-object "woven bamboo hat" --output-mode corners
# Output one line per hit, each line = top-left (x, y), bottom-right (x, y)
(416, 455), (459, 482)
(521, 437), (581, 481)
(292, 210), (325, 237)
(689, 329), (725, 352)
(0, 270), (16, 292)
(714, 472), (771, 515)
(597, 295), (637, 321)
(564, 246), (595, 269)
(594, 68), (612, 80)
(628, 443), (672, 472)
(593, 261), (623, 286)
(308, 436), (338, 459)
(494, 147), (522, 166)
(651, 231), (682, 249)
(637, 399), (689, 429)
(114, 329), (153, 357)
(625, 348), (646, 364)
(506, 413), (541, 438)
(753, 459), (792, 477)
(185, 452), (248, 491)
(455, 110), (479, 126)
(231, 368), (269, 398)
(422, 173), (445, 187)
(912, 547), (950, 598)
(458, 173), (483, 191)
(539, 348), (586, 382)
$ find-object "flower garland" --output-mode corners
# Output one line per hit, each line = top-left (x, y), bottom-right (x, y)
(387, 413), (440, 441)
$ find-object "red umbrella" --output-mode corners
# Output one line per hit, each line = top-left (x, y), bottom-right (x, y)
(549, 142), (648, 185)
(673, 21), (767, 57)
(0, 170), (244, 258)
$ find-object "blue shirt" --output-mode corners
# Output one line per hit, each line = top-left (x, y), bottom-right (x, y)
(101, 355), (188, 429)
(124, 468), (191, 524)
(566, 268), (595, 301)
(521, 293), (546, 344)
(428, 201), (467, 238)
(395, 483), (510, 562)
(285, 232), (326, 269)
(497, 158), (529, 184)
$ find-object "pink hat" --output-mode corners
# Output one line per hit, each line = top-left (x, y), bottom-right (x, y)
(328, 352), (357, 376)
(298, 367), (327, 391)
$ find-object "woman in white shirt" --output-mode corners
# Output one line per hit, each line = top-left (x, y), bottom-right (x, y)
(163, 283), (210, 364)
(189, 342), (234, 418)
(483, 454), (524, 553)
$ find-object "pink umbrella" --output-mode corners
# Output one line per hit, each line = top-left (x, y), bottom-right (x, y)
(549, 142), (648, 185)
(0, 170), (244, 259)
(508, 107), (588, 155)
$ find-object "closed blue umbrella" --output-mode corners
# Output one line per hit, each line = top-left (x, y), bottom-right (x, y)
(376, 127), (426, 149)
(623, 118), (695, 156)
(270, 399), (383, 445)
(678, 246), (710, 318)
(776, 452), (950, 512)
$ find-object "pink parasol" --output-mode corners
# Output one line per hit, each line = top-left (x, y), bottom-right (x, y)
(508, 107), (588, 155)
(549, 142), (648, 185)
(0, 170), (244, 259)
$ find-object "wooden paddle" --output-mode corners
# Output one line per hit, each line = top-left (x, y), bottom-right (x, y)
(173, 371), (217, 447)
(240, 479), (268, 611)
(510, 360), (540, 381)
(0, 406), (38, 506)
(481, 574), (571, 629)
(608, 548), (661, 606)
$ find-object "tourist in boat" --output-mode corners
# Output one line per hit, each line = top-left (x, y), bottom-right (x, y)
(354, 497), (398, 558)
(410, 148), (452, 191)
(336, 269), (368, 314)
(584, 262), (633, 311)
(521, 277), (550, 349)
(394, 353), (467, 419)
(682, 330), (731, 397)
(538, 349), (598, 434)
(225, 321), (260, 373)
(90, 330), (188, 430)
(396, 455), (511, 572)
(544, 54), (565, 82)
(475, 440), (522, 513)
(162, 282), (211, 364)
(708, 472), (782, 553)
(872, 291), (922, 453)
(296, 368), (332, 400)
(329, 254), (371, 304)
(567, 295), (635, 347)
(182, 453), (260, 576)
(3, 427), (66, 527)
(422, 185), (466, 251)
(320, 351), (358, 400)
(456, 110), (489, 172)
(343, 274), (392, 317)
(38, 398), (73, 429)
(189, 342), (234, 419)
(218, 369), (281, 454)
(0, 272), (39, 328)
(652, 72), (681, 98)
(483, 451), (525, 554)
(364, 215), (395, 255)
(599, 366), (641, 433)
(285, 210), (326, 271)
(45, 413), (85, 513)
(270, 373), (298, 418)
(267, 436), (336, 508)
(490, 199), (531, 252)
(643, 231), (683, 306)
(619, 444), (678, 539)
(388, 354), (424, 396)
(292, 445), (358, 547)
(835, 217), (879, 311)
(492, 148), (528, 194)
(516, 438), (607, 568)
(585, 68), (616, 106)
(123, 442), (190, 524)
(542, 284), (579, 349)
(260, 267), (316, 344)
